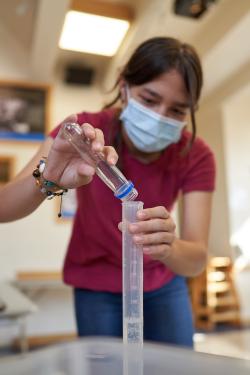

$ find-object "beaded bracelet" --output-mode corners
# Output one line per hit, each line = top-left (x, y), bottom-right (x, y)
(32, 157), (68, 217)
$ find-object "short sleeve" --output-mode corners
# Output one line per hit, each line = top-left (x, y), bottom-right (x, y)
(49, 123), (61, 139)
(49, 110), (115, 140)
(180, 137), (216, 194)
(49, 112), (94, 140)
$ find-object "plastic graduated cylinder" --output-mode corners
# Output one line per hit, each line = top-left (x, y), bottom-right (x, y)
(122, 201), (144, 347)
(62, 123), (138, 201)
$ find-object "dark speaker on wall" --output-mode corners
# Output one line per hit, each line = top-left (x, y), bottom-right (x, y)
(64, 66), (95, 85)
(173, 0), (218, 19)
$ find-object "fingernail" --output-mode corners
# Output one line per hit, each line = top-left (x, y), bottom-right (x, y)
(143, 247), (151, 253)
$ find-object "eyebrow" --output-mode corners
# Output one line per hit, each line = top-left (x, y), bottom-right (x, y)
(172, 101), (190, 108)
(142, 88), (189, 108)
(143, 87), (162, 99)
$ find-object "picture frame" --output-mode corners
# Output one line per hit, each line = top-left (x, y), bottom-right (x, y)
(0, 80), (51, 142)
(0, 156), (15, 185)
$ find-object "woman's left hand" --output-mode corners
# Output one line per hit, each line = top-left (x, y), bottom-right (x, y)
(128, 206), (176, 261)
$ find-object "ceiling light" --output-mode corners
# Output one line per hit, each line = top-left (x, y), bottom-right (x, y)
(59, 10), (130, 57)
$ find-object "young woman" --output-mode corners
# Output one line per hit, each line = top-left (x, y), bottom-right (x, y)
(0, 37), (215, 347)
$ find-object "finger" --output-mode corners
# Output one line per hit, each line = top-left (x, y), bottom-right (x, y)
(133, 232), (175, 246)
(137, 206), (170, 220)
(63, 114), (78, 124)
(129, 218), (173, 234)
(91, 128), (105, 152)
(143, 244), (172, 259)
(81, 123), (96, 140)
(103, 146), (119, 165)
(118, 222), (124, 232)
(57, 114), (78, 141)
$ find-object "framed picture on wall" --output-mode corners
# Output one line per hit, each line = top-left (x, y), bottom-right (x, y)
(0, 80), (51, 141)
(0, 156), (14, 185)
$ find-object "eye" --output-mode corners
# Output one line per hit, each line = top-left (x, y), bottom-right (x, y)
(168, 107), (188, 121)
(140, 96), (157, 106)
(172, 108), (186, 116)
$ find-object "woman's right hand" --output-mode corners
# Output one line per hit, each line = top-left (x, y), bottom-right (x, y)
(43, 115), (118, 189)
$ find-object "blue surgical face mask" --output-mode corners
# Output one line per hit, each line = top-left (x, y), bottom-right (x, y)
(120, 96), (186, 153)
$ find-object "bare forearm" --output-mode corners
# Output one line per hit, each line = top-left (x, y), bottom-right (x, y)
(162, 192), (212, 277)
(0, 175), (45, 222)
(161, 238), (207, 277)
(0, 137), (54, 223)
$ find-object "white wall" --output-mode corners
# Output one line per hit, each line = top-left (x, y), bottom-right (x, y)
(0, 21), (30, 80)
(196, 106), (232, 257)
(222, 82), (250, 327)
(223, 85), (250, 241)
(197, 75), (250, 321)
(52, 63), (106, 125)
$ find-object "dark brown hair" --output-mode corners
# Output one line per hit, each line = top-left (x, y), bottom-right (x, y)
(106, 36), (203, 155)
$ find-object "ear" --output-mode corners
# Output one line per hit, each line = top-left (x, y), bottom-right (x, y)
(119, 79), (128, 103)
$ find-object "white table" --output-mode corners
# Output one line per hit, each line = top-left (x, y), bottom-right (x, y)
(1, 338), (250, 375)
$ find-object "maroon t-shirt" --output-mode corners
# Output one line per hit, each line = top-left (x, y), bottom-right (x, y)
(50, 109), (216, 292)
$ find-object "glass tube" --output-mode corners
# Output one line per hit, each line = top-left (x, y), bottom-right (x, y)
(62, 123), (138, 201)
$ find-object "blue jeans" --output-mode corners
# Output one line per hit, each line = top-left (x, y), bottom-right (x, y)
(74, 276), (194, 347)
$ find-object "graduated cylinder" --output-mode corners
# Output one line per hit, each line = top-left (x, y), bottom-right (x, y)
(122, 201), (144, 346)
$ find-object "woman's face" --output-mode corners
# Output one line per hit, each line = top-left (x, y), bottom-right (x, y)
(120, 68), (191, 162)
(125, 69), (190, 121)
